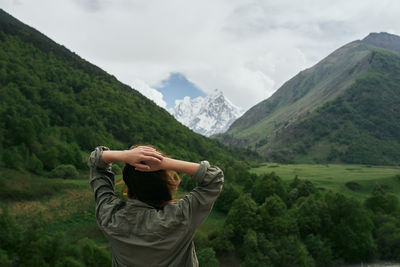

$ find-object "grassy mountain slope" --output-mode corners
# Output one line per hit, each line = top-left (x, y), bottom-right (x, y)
(216, 33), (400, 165)
(0, 9), (257, 173)
(217, 41), (372, 146)
(267, 49), (400, 165)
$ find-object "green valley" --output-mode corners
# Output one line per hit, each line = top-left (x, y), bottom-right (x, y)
(2, 8), (400, 267)
(251, 163), (400, 199)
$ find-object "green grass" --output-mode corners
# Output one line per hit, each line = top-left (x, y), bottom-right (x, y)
(0, 167), (82, 201)
(1, 167), (227, 243)
(251, 163), (400, 199)
(0, 167), (107, 242)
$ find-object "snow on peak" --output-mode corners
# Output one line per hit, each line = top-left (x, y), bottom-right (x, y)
(170, 90), (244, 136)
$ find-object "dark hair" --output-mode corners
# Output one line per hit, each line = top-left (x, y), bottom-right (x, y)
(121, 145), (180, 209)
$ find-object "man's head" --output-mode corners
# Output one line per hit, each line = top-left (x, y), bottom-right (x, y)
(122, 145), (180, 209)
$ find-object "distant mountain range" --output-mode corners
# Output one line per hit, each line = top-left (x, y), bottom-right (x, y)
(216, 32), (400, 165)
(169, 90), (244, 136)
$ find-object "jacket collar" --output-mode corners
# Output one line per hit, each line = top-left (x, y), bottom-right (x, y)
(126, 198), (156, 209)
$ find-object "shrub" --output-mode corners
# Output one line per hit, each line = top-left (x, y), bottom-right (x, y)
(50, 164), (79, 179)
(194, 231), (210, 250)
(0, 249), (12, 267)
(78, 238), (111, 267)
(345, 181), (363, 191)
(0, 207), (21, 253)
(225, 194), (260, 245)
(2, 148), (22, 170)
(197, 248), (219, 267)
(251, 173), (287, 205)
(55, 257), (85, 267)
(304, 234), (333, 266)
(290, 176), (316, 200)
(215, 184), (240, 213)
(27, 153), (44, 174)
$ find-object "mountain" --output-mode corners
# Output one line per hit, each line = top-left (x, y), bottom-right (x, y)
(362, 32), (400, 54)
(170, 89), (244, 136)
(216, 32), (400, 165)
(0, 9), (258, 173)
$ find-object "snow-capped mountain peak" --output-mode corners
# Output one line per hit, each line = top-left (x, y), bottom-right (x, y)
(170, 90), (244, 136)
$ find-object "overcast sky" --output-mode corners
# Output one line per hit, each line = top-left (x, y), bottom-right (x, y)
(1, 0), (400, 110)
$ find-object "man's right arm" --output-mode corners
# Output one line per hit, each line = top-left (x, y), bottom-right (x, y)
(161, 158), (200, 176)
(177, 161), (224, 231)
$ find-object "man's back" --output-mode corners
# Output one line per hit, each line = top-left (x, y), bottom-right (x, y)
(88, 146), (224, 267)
(102, 199), (197, 266)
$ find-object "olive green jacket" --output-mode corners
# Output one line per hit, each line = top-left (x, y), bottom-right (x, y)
(88, 146), (224, 267)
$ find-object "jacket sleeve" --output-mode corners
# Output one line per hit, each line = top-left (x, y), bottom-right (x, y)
(88, 146), (123, 228)
(179, 161), (224, 231)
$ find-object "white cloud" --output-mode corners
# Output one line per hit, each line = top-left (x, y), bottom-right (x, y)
(2, 0), (400, 109)
(131, 79), (167, 109)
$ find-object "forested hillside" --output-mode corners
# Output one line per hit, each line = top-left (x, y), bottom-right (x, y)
(0, 8), (260, 266)
(216, 33), (400, 165)
(0, 8), (257, 174)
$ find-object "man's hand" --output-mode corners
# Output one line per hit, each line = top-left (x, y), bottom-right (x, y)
(102, 146), (164, 171)
(125, 146), (164, 172)
(123, 146), (164, 171)
(101, 145), (199, 175)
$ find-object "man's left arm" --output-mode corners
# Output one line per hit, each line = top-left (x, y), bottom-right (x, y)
(88, 146), (122, 228)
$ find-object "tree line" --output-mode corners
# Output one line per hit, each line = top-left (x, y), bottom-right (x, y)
(190, 173), (400, 266)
